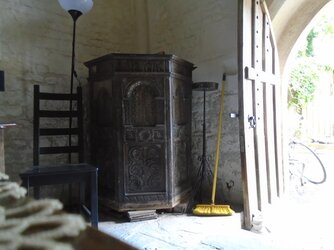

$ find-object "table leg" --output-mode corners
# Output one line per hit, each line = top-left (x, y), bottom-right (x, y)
(90, 170), (98, 228)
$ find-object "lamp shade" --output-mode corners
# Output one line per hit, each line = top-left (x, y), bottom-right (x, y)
(58, 0), (93, 15)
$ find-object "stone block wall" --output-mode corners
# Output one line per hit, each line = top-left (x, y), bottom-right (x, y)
(146, 0), (243, 204)
(0, 0), (141, 181)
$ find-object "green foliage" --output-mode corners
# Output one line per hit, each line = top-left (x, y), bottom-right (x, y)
(315, 15), (334, 37)
(288, 20), (334, 114)
(288, 59), (318, 114)
(288, 9), (334, 138)
(288, 28), (319, 114)
(305, 29), (318, 57)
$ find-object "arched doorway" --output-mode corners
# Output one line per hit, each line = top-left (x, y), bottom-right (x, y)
(268, 1), (334, 248)
(270, 0), (331, 72)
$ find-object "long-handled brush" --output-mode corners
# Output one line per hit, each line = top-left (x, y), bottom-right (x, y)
(193, 73), (235, 216)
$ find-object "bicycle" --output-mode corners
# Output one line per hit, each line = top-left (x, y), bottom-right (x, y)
(288, 139), (327, 189)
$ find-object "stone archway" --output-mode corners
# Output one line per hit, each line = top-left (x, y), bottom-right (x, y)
(266, 1), (332, 181)
(268, 0), (331, 73)
(266, 2), (334, 246)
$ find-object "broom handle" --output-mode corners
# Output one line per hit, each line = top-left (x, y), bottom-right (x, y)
(211, 73), (226, 205)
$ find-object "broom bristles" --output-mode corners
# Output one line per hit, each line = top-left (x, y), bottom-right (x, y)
(193, 204), (235, 216)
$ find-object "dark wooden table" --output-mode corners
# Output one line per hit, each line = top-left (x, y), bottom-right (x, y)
(20, 163), (99, 228)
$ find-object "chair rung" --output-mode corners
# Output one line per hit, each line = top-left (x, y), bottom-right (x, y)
(39, 92), (78, 101)
(40, 128), (79, 136)
(40, 146), (79, 154)
(39, 110), (78, 118)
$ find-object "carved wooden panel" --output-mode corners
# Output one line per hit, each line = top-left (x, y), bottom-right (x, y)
(125, 143), (165, 193)
(173, 78), (191, 125)
(91, 80), (113, 126)
(115, 59), (168, 73)
(172, 78), (192, 187)
(123, 78), (164, 126)
(92, 127), (115, 190)
(90, 80), (115, 190)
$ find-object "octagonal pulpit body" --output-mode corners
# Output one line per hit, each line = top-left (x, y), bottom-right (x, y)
(85, 53), (194, 211)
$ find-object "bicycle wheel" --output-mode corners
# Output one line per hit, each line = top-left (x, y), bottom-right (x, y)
(289, 141), (327, 184)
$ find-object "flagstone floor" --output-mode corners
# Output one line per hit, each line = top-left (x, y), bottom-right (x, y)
(98, 148), (334, 250)
(99, 212), (289, 250)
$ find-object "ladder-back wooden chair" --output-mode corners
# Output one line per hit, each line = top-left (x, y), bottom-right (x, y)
(20, 85), (98, 228)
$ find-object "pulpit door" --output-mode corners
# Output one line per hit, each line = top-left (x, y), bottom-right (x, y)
(122, 77), (168, 199)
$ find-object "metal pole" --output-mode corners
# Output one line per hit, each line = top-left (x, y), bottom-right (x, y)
(68, 18), (77, 163)
(202, 90), (206, 162)
(68, 10), (82, 163)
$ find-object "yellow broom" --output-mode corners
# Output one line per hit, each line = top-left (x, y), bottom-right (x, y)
(193, 73), (235, 216)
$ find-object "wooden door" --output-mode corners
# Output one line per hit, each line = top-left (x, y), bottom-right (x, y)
(238, 0), (284, 230)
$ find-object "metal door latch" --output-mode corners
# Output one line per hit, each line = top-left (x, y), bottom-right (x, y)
(248, 115), (256, 128)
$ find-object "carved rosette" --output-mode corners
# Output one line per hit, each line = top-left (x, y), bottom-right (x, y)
(124, 128), (164, 143)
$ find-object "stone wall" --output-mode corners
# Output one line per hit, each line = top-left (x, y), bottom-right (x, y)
(146, 0), (242, 204)
(0, 0), (141, 181)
